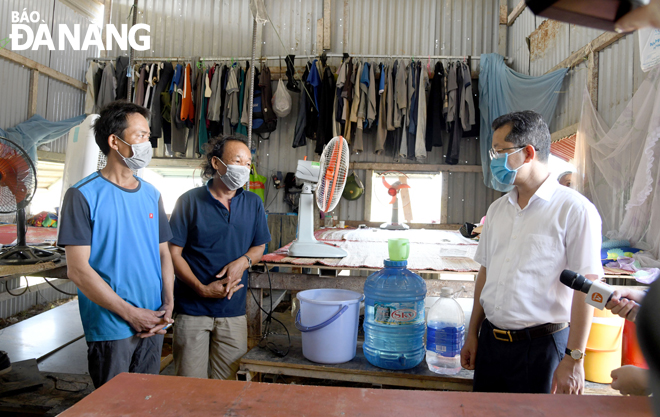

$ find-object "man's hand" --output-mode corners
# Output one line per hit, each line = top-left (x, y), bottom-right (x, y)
(124, 307), (167, 337)
(198, 277), (244, 300)
(611, 365), (649, 396)
(460, 333), (478, 370)
(214, 257), (249, 300)
(605, 288), (644, 322)
(551, 356), (585, 394)
(143, 302), (174, 337)
(615, 0), (660, 32)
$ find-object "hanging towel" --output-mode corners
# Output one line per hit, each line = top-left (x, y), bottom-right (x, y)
(478, 53), (567, 191)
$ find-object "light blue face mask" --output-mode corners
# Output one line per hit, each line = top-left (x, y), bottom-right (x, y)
(490, 147), (525, 186)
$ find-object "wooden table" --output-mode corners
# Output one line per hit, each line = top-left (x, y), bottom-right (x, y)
(59, 373), (653, 417)
(0, 256), (67, 284)
(239, 336), (473, 391)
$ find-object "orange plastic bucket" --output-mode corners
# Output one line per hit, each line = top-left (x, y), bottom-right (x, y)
(584, 308), (624, 384)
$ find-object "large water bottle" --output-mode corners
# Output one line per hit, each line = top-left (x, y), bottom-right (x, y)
(363, 238), (427, 370)
(426, 287), (465, 375)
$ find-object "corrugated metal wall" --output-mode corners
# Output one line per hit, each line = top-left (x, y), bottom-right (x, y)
(506, 7), (646, 133)
(105, 0), (501, 222)
(0, 0), (98, 152)
(0, 279), (77, 319)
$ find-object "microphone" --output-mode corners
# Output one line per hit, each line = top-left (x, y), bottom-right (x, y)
(560, 270), (614, 309)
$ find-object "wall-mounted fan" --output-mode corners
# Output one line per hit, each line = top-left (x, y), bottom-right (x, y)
(0, 136), (60, 265)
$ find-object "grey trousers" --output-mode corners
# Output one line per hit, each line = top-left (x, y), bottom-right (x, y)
(87, 334), (164, 388)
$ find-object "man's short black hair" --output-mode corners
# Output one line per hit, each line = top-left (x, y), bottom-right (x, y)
(93, 100), (150, 155)
(492, 110), (551, 162)
(201, 135), (249, 181)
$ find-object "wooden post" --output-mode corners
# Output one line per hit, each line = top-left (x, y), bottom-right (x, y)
(246, 287), (263, 349)
(102, 0), (113, 58)
(441, 171), (449, 224)
(587, 51), (599, 110)
(498, 0), (508, 57)
(28, 70), (39, 118)
(363, 170), (373, 222)
(323, 0), (332, 50)
(316, 19), (324, 53)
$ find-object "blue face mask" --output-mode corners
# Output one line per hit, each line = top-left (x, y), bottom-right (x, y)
(490, 147), (525, 186)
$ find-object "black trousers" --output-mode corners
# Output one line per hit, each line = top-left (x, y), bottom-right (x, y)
(87, 334), (164, 388)
(473, 319), (569, 393)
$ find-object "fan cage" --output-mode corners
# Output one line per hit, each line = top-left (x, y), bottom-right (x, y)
(316, 137), (349, 213)
(0, 137), (37, 214)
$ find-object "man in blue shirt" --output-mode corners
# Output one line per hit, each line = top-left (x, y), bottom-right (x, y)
(169, 136), (270, 380)
(59, 101), (174, 388)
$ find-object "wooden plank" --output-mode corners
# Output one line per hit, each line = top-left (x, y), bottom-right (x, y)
(587, 51), (599, 110)
(350, 162), (482, 173)
(499, 1), (508, 25)
(246, 287), (263, 349)
(507, 0), (526, 26)
(159, 354), (173, 372)
(441, 171), (450, 224)
(37, 150), (67, 163)
(363, 169), (373, 222)
(399, 175), (412, 222)
(149, 157), (205, 168)
(262, 289), (287, 313)
(0, 301), (82, 363)
(240, 339), (473, 391)
(547, 32), (626, 74)
(551, 123), (579, 143)
(28, 70), (39, 118)
(0, 48), (86, 92)
(316, 18), (324, 53)
(59, 373), (653, 416)
(323, 0), (331, 50)
(342, 220), (462, 230)
(249, 272), (475, 296)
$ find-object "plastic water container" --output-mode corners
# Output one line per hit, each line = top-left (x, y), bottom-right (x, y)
(363, 257), (427, 370)
(426, 287), (465, 375)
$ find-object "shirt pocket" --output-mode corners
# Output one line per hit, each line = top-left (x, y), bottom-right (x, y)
(516, 234), (560, 296)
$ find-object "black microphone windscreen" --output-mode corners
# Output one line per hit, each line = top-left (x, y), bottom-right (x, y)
(560, 270), (578, 289)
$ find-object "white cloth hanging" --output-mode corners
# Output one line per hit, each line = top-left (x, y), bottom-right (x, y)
(574, 66), (660, 267)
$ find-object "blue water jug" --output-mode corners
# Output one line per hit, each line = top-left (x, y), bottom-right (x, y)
(363, 239), (427, 370)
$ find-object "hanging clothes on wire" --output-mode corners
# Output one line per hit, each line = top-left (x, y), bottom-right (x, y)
(315, 62), (337, 155)
(150, 62), (174, 148)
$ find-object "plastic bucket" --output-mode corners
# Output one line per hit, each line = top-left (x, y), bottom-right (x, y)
(584, 308), (624, 384)
(295, 289), (363, 364)
(622, 320), (649, 368)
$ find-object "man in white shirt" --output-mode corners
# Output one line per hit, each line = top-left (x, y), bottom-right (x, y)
(460, 111), (603, 394)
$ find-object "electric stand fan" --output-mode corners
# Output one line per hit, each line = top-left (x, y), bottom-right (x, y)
(378, 171), (411, 230)
(288, 136), (349, 258)
(0, 136), (60, 265)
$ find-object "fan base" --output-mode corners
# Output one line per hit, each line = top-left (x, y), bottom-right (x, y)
(288, 241), (347, 258)
(0, 246), (61, 266)
(380, 222), (410, 230)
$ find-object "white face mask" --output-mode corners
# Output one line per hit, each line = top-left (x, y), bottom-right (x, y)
(216, 157), (250, 191)
(116, 136), (153, 170)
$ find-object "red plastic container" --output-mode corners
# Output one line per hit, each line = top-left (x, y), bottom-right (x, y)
(622, 320), (649, 368)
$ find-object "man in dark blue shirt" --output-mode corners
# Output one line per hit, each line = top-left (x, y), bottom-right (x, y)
(59, 101), (174, 388)
(169, 136), (270, 380)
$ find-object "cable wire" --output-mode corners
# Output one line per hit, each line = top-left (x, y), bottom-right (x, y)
(248, 261), (290, 357)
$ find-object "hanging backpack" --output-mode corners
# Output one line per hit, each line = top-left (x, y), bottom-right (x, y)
(251, 87), (277, 138)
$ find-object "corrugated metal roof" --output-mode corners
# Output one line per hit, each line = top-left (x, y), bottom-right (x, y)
(550, 133), (576, 162)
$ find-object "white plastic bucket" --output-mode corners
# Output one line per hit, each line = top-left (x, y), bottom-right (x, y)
(295, 289), (364, 364)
